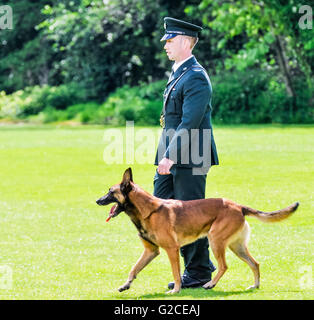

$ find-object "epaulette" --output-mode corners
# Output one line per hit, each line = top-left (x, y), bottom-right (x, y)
(191, 65), (210, 82)
(192, 67), (203, 72)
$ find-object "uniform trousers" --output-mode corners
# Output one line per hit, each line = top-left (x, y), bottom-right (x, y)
(153, 166), (216, 280)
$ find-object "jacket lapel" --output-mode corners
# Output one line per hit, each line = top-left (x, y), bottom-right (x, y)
(166, 56), (197, 86)
(167, 70), (175, 84)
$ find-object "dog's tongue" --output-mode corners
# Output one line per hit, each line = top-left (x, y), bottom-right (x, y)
(106, 204), (117, 222)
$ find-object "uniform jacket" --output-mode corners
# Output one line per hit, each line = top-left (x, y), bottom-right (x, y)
(154, 56), (219, 168)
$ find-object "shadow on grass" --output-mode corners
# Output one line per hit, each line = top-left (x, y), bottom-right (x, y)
(132, 288), (255, 300)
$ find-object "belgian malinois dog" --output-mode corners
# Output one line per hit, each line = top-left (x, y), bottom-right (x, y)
(96, 168), (299, 294)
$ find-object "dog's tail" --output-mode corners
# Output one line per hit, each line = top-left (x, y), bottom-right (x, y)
(242, 202), (299, 223)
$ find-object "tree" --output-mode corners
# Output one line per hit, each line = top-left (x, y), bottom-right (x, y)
(198, 0), (313, 98)
(35, 0), (208, 100)
(0, 0), (55, 93)
(37, 0), (165, 100)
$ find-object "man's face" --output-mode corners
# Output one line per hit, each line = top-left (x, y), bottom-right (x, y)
(164, 36), (184, 61)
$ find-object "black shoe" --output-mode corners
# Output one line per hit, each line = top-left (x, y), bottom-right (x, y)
(168, 275), (211, 290)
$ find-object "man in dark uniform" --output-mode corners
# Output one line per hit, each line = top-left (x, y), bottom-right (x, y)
(154, 17), (219, 290)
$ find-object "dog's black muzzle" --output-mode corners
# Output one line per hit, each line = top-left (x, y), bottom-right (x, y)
(96, 194), (114, 206)
(96, 193), (125, 220)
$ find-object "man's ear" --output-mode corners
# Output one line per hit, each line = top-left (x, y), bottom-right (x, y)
(121, 168), (133, 195)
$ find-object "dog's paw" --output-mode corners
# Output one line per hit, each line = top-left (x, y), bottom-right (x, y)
(166, 289), (180, 294)
(246, 284), (259, 290)
(202, 281), (215, 290)
(118, 283), (131, 292)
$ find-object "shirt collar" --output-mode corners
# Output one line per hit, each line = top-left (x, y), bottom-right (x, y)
(172, 55), (194, 72)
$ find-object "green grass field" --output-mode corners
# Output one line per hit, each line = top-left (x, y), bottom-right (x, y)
(0, 124), (313, 300)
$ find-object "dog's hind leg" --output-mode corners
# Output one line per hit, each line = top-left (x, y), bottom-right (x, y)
(228, 221), (260, 290)
(118, 239), (160, 292)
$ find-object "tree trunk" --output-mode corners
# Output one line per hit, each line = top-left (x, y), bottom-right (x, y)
(38, 63), (49, 86)
(273, 34), (295, 98)
(291, 39), (313, 91)
(267, 14), (296, 99)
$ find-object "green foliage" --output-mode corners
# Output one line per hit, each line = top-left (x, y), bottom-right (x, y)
(0, 0), (55, 93)
(43, 83), (87, 111)
(199, 0), (314, 94)
(0, 80), (165, 125)
(0, 83), (87, 119)
(36, 0), (169, 100)
(97, 80), (165, 125)
(40, 102), (100, 123)
(1, 75), (312, 125)
(0, 0), (198, 100)
(212, 70), (313, 124)
(0, 0), (313, 124)
(35, 81), (165, 125)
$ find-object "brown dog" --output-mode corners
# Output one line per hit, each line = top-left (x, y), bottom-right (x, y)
(96, 168), (299, 294)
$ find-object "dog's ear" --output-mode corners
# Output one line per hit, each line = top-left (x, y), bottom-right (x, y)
(122, 167), (133, 184)
(121, 168), (133, 195)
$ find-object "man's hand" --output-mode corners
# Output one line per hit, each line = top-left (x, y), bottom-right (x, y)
(157, 158), (174, 175)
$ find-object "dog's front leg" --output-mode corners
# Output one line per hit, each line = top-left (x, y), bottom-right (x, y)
(118, 239), (160, 292)
(165, 246), (181, 294)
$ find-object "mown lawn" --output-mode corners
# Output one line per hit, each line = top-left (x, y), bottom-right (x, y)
(0, 124), (313, 300)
